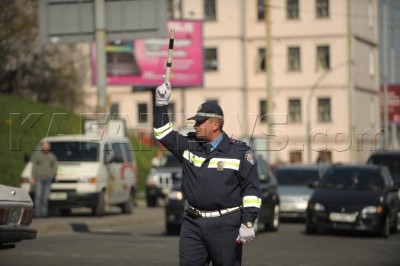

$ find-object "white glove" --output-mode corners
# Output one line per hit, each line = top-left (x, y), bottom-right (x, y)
(155, 82), (171, 106)
(236, 224), (255, 244)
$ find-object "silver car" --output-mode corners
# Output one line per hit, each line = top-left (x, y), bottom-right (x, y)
(274, 164), (329, 219)
(0, 184), (36, 249)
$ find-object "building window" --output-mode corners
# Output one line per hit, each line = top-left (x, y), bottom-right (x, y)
(317, 151), (332, 163)
(316, 0), (329, 18)
(110, 103), (119, 118)
(368, 0), (374, 27)
(317, 45), (330, 70)
(205, 48), (218, 71)
(204, 0), (216, 21)
(290, 151), (302, 163)
(137, 103), (148, 124)
(288, 46), (301, 71)
(168, 102), (176, 123)
(257, 0), (265, 21)
(257, 48), (266, 72)
(259, 100), (267, 123)
(289, 98), (301, 123)
(317, 98), (331, 122)
(369, 49), (375, 76)
(287, 0), (299, 19)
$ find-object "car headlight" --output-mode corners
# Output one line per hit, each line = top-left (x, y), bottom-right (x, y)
(79, 176), (97, 184)
(308, 202), (325, 211)
(168, 191), (183, 201)
(361, 206), (383, 214)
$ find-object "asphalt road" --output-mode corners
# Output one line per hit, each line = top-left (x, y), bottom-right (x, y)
(1, 204), (400, 266)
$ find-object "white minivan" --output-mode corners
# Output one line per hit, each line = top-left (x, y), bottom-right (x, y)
(21, 134), (137, 216)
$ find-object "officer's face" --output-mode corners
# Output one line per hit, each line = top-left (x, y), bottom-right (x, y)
(194, 119), (219, 141)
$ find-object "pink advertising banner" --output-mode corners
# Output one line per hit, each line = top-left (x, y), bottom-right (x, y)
(91, 20), (203, 87)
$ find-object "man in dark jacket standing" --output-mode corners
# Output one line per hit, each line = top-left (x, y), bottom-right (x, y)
(154, 81), (262, 265)
(31, 141), (58, 217)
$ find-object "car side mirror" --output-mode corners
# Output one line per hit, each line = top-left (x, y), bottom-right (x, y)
(308, 181), (319, 189)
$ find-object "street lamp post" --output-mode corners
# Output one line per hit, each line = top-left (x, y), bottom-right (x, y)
(306, 70), (329, 163)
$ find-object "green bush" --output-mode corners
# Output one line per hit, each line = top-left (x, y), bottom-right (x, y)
(0, 93), (155, 192)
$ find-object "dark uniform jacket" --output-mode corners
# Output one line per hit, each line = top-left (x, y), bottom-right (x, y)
(154, 105), (262, 223)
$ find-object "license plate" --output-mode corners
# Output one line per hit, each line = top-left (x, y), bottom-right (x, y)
(49, 192), (67, 200)
(295, 202), (307, 210)
(329, 212), (356, 223)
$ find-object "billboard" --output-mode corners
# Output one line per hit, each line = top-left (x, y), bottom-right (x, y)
(380, 84), (400, 123)
(91, 19), (203, 87)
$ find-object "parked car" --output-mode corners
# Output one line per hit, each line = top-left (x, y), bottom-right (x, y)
(367, 151), (400, 186)
(0, 184), (36, 249)
(306, 164), (400, 237)
(164, 157), (280, 234)
(274, 164), (328, 219)
(146, 153), (182, 207)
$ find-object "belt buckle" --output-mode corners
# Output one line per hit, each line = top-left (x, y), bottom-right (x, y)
(187, 207), (201, 218)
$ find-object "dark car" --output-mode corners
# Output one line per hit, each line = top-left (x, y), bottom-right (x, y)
(164, 179), (184, 234)
(164, 157), (280, 234)
(146, 153), (182, 207)
(274, 164), (329, 219)
(367, 151), (400, 186)
(257, 158), (280, 232)
(306, 164), (400, 237)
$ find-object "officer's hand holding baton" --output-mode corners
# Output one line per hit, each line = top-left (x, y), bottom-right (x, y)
(155, 29), (174, 106)
(155, 78), (171, 106)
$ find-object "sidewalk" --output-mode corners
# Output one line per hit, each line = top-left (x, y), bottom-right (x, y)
(31, 200), (164, 235)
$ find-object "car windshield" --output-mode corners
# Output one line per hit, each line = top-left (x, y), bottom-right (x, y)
(163, 155), (182, 167)
(275, 169), (319, 185)
(49, 141), (100, 162)
(320, 168), (384, 191)
(369, 155), (400, 181)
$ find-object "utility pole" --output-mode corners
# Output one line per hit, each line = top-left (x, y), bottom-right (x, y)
(383, 0), (390, 150)
(265, 0), (274, 163)
(347, 0), (354, 162)
(95, 0), (107, 114)
(241, 0), (249, 137)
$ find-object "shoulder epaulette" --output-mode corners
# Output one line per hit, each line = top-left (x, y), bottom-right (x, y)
(229, 139), (247, 147)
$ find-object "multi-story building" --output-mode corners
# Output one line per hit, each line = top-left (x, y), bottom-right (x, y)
(82, 0), (381, 164)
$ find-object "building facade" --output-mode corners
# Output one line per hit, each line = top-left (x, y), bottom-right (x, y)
(82, 0), (381, 164)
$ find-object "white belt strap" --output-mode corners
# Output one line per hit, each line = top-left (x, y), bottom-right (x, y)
(189, 206), (241, 218)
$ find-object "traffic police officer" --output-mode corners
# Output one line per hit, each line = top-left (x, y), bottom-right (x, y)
(154, 82), (262, 266)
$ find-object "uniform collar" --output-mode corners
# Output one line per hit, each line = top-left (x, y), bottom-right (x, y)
(212, 132), (230, 152)
(209, 132), (224, 151)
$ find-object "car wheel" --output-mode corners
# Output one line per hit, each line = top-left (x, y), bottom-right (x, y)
(380, 215), (390, 238)
(266, 204), (280, 232)
(394, 212), (400, 234)
(305, 221), (317, 234)
(92, 191), (105, 216)
(166, 223), (181, 235)
(146, 195), (157, 207)
(120, 189), (135, 214)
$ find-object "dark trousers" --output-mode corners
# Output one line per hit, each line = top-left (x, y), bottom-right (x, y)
(179, 210), (242, 266)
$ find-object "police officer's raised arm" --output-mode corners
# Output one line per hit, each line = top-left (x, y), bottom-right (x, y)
(153, 81), (187, 160)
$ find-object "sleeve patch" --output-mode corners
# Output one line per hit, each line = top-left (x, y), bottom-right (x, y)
(245, 152), (256, 165)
